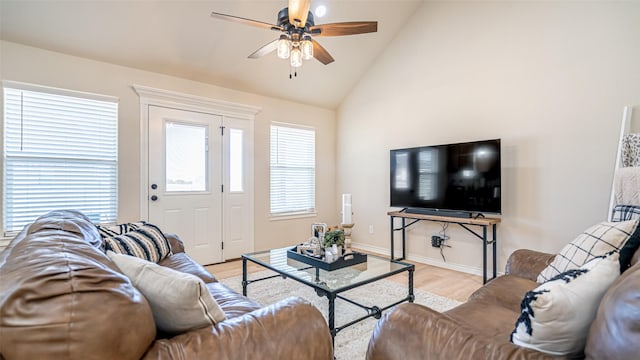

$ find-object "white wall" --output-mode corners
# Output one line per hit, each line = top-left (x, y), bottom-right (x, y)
(337, 2), (640, 274)
(0, 41), (338, 252)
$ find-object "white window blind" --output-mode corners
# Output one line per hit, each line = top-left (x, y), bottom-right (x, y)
(270, 124), (315, 216)
(3, 84), (118, 234)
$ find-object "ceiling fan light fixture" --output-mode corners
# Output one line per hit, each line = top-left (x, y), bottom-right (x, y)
(290, 47), (303, 67)
(315, 4), (327, 18)
(277, 35), (291, 59)
(301, 36), (313, 60)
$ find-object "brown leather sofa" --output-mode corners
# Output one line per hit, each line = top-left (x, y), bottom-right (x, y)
(0, 210), (333, 359)
(367, 248), (640, 360)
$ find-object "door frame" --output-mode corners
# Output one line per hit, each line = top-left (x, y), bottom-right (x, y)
(133, 85), (260, 257)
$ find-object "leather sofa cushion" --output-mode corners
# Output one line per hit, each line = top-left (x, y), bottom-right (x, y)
(442, 275), (538, 344)
(366, 302), (559, 360)
(445, 300), (521, 342)
(160, 252), (218, 283)
(585, 262), (640, 359)
(0, 210), (156, 360)
(143, 297), (333, 360)
(206, 282), (262, 319)
(465, 274), (538, 313)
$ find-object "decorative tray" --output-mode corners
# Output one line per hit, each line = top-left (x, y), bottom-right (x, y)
(287, 246), (367, 271)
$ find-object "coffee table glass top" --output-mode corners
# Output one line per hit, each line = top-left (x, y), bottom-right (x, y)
(243, 247), (413, 293)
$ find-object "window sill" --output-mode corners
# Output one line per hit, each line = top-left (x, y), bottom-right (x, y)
(269, 212), (317, 221)
(0, 238), (11, 251)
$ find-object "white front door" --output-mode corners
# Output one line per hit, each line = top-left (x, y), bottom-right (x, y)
(148, 106), (223, 265)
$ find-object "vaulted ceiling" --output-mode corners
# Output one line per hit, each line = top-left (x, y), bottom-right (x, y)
(0, 1), (424, 109)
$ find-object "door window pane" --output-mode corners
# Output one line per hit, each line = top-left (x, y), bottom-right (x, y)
(229, 128), (243, 192)
(165, 122), (207, 192)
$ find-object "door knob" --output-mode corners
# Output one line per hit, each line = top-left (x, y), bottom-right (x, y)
(151, 184), (158, 190)
(151, 195), (158, 201)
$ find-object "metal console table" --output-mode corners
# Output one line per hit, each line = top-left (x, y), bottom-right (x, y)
(388, 210), (501, 283)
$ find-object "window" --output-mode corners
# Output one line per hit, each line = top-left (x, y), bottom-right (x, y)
(165, 122), (207, 192)
(229, 128), (244, 192)
(3, 82), (118, 234)
(270, 124), (315, 216)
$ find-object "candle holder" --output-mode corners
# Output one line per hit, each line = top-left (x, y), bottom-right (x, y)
(341, 223), (354, 253)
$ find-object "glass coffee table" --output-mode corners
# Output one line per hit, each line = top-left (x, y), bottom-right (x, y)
(242, 247), (415, 347)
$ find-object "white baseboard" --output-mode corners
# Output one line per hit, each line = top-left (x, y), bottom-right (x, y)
(352, 241), (486, 277)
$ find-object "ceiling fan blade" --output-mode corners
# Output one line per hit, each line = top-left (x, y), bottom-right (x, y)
(311, 39), (334, 65)
(211, 11), (283, 31)
(288, 0), (310, 28)
(309, 22), (378, 37)
(248, 39), (279, 59)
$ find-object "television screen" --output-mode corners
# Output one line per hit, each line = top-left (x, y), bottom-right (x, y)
(390, 139), (501, 215)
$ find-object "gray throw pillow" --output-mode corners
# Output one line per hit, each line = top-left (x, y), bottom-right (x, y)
(107, 251), (226, 333)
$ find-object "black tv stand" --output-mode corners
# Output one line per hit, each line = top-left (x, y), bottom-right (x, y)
(403, 208), (473, 219)
(389, 211), (500, 284)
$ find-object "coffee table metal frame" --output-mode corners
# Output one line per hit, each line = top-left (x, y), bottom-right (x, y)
(241, 248), (415, 349)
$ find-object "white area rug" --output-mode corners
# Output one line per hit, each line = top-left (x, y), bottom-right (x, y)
(221, 270), (461, 360)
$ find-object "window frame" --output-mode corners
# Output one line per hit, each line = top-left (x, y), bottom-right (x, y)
(2, 80), (119, 236)
(269, 122), (317, 219)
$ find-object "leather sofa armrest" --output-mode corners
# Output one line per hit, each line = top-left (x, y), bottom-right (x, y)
(143, 297), (333, 360)
(505, 249), (555, 282)
(367, 303), (555, 360)
(164, 233), (185, 253)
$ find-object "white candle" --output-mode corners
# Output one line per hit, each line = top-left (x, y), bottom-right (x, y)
(342, 194), (352, 224)
(342, 203), (352, 224)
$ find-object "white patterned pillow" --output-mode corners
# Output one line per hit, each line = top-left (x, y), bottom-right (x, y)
(104, 223), (172, 263)
(611, 205), (640, 222)
(107, 251), (226, 333)
(511, 252), (620, 356)
(537, 219), (638, 283)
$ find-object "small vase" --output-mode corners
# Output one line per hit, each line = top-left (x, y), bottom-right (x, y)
(325, 247), (335, 262)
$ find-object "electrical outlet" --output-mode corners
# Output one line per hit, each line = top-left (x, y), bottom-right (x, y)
(369, 225), (374, 234)
(431, 235), (443, 248)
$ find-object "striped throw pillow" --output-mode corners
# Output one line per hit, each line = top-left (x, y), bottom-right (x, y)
(97, 222), (146, 238)
(104, 223), (172, 263)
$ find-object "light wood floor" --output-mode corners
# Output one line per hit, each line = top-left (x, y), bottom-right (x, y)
(206, 251), (483, 303)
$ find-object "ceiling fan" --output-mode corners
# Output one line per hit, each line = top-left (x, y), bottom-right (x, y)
(211, 0), (377, 77)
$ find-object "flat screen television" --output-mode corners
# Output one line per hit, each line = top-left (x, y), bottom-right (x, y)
(390, 139), (501, 217)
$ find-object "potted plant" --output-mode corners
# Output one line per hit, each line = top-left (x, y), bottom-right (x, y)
(322, 229), (345, 248)
(322, 229), (345, 261)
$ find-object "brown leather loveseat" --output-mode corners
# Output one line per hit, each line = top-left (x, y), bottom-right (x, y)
(0, 210), (333, 359)
(367, 247), (640, 360)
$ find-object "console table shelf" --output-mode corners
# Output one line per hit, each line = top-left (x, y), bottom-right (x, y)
(388, 211), (501, 284)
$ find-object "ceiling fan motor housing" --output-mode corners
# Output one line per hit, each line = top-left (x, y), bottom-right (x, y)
(277, 7), (315, 33)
